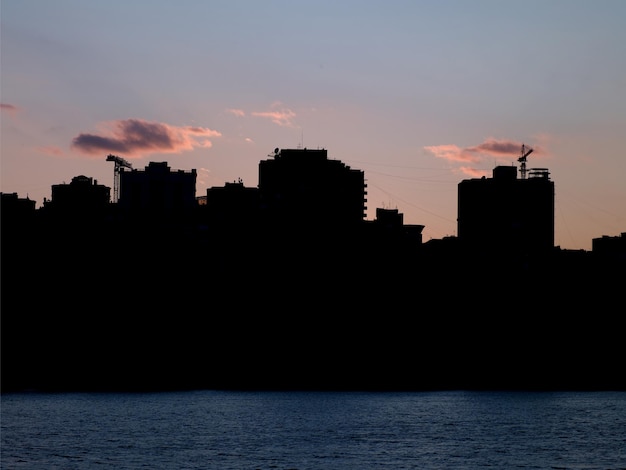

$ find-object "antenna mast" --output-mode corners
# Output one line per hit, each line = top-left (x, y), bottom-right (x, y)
(297, 129), (304, 149)
(518, 144), (534, 180)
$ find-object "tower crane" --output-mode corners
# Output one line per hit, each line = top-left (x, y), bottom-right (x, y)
(517, 144), (534, 180)
(106, 154), (133, 202)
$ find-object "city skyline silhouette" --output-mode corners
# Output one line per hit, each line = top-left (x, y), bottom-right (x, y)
(2, 147), (624, 393)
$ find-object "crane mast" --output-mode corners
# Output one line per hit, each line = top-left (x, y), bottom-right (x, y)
(518, 144), (534, 180)
(106, 154), (133, 202)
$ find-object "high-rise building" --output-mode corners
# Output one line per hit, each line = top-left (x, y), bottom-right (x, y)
(258, 148), (367, 229)
(119, 162), (197, 214)
(457, 165), (554, 255)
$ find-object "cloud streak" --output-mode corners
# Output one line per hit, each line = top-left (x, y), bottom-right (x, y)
(251, 107), (297, 127)
(1, 103), (19, 116)
(226, 108), (246, 117)
(227, 102), (297, 127)
(424, 138), (545, 176)
(38, 146), (65, 156)
(71, 118), (221, 158)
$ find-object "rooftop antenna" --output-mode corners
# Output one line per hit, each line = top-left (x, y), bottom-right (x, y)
(518, 144), (534, 180)
(297, 129), (304, 149)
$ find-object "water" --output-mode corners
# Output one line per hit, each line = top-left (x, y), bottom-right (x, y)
(2, 390), (625, 469)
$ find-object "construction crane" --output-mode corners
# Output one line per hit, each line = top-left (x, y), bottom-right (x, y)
(517, 144), (534, 180)
(106, 154), (133, 203)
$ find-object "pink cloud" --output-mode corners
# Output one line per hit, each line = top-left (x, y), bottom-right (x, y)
(423, 144), (481, 163)
(425, 138), (546, 168)
(228, 102), (297, 127)
(458, 166), (489, 178)
(226, 108), (246, 117)
(38, 146), (65, 156)
(1, 103), (19, 116)
(71, 118), (221, 158)
(467, 138), (523, 156)
(196, 167), (211, 188)
(251, 103), (297, 127)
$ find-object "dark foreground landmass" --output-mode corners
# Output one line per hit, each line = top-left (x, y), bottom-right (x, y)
(2, 230), (624, 394)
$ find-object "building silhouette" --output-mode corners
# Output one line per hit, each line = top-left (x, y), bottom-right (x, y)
(0, 192), (36, 223)
(35, 175), (113, 233)
(44, 174), (111, 213)
(119, 161), (197, 215)
(258, 148), (367, 230)
(592, 232), (626, 265)
(205, 179), (260, 229)
(457, 165), (554, 255)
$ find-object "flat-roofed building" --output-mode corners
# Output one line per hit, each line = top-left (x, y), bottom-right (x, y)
(457, 165), (554, 255)
(258, 148), (367, 229)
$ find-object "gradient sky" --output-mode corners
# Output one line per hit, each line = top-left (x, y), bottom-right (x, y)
(2, 0), (625, 251)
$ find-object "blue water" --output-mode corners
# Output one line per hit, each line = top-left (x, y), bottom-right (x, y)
(2, 390), (625, 469)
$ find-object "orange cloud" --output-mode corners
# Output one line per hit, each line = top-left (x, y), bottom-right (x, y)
(71, 118), (221, 158)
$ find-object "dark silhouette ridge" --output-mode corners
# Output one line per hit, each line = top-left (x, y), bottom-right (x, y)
(1, 147), (624, 393)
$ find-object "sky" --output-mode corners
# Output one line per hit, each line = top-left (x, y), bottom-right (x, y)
(2, 0), (625, 251)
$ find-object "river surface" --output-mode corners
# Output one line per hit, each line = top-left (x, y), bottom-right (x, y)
(2, 390), (625, 469)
